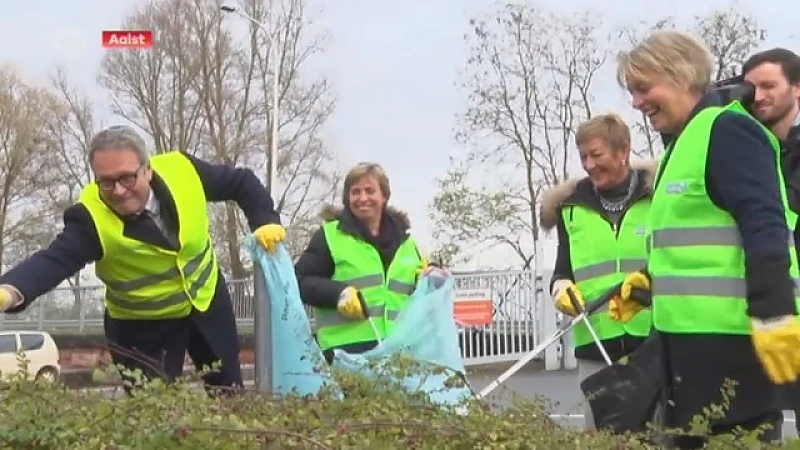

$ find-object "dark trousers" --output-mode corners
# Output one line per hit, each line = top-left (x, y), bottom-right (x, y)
(103, 276), (243, 393)
(659, 333), (784, 448)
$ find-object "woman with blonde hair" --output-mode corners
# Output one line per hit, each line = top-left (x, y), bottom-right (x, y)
(294, 162), (430, 363)
(612, 30), (800, 445)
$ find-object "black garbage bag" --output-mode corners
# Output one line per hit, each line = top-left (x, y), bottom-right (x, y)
(579, 332), (665, 434)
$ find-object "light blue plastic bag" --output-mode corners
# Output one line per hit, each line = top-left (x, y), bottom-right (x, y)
(332, 273), (475, 408)
(247, 238), (343, 398)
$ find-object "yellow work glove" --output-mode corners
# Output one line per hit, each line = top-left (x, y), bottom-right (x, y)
(0, 286), (21, 313)
(608, 295), (625, 321)
(417, 257), (430, 276)
(337, 287), (368, 320)
(552, 279), (583, 316)
(614, 271), (650, 323)
(254, 224), (286, 253)
(751, 315), (800, 384)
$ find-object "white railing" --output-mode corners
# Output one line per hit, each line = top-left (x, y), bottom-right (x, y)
(0, 271), (565, 369)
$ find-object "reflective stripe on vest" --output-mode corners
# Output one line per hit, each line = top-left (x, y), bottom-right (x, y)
(79, 151), (219, 320)
(650, 226), (800, 298)
(562, 198), (652, 349)
(574, 259), (647, 286)
(313, 273), (416, 325)
(314, 220), (421, 351)
(647, 101), (800, 335)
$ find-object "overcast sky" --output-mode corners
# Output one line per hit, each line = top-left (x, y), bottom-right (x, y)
(0, 0), (796, 274)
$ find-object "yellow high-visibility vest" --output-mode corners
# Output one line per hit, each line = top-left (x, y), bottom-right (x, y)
(79, 151), (218, 320)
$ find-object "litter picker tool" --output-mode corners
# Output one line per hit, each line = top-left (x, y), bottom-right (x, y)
(476, 283), (623, 400)
(568, 288), (613, 366)
(358, 291), (383, 345)
(368, 317), (382, 345)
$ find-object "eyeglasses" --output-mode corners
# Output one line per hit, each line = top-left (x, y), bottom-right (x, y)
(96, 165), (145, 192)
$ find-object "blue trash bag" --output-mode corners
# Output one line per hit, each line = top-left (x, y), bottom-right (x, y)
(332, 272), (475, 409)
(247, 238), (343, 399)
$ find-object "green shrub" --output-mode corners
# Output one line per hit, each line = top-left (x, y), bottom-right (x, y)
(0, 353), (796, 449)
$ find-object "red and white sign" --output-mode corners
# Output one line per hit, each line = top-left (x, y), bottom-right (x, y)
(453, 288), (494, 326)
(102, 30), (153, 49)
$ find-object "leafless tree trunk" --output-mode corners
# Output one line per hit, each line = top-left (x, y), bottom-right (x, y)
(39, 67), (100, 313)
(430, 4), (607, 268)
(98, 0), (339, 277)
(0, 65), (63, 270)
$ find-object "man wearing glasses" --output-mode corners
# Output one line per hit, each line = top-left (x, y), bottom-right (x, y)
(0, 125), (286, 393)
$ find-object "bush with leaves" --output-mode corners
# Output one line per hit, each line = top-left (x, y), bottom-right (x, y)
(0, 352), (797, 449)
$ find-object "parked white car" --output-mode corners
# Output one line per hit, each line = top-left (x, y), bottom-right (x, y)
(0, 331), (61, 382)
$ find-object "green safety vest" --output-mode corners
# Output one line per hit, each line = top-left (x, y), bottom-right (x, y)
(315, 220), (422, 351)
(648, 101), (800, 334)
(79, 151), (219, 320)
(562, 200), (652, 348)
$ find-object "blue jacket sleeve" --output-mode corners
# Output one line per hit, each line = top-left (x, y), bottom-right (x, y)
(0, 204), (102, 311)
(182, 151), (282, 231)
(706, 112), (797, 319)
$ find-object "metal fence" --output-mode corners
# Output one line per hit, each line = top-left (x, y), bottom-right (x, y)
(0, 271), (563, 369)
(452, 270), (545, 365)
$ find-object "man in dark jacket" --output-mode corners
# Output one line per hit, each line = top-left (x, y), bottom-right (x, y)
(742, 47), (800, 434)
(0, 125), (285, 391)
(742, 48), (800, 212)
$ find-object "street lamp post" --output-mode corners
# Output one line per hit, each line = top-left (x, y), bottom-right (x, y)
(221, 4), (279, 193)
(221, 3), (281, 394)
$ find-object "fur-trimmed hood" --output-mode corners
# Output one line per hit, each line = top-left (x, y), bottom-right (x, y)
(319, 204), (411, 231)
(539, 159), (659, 231)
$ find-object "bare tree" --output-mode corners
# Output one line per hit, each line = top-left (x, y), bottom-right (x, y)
(32, 67), (102, 314)
(98, 0), (339, 278)
(694, 5), (766, 82)
(99, 0), (206, 153)
(0, 65), (64, 269)
(429, 4), (608, 269)
(42, 67), (97, 214)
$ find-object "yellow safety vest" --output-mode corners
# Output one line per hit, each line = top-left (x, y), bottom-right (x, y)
(562, 199), (652, 348)
(79, 151), (219, 320)
(648, 102), (800, 334)
(314, 220), (421, 351)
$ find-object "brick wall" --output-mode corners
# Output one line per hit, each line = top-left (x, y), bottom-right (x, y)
(52, 334), (256, 371)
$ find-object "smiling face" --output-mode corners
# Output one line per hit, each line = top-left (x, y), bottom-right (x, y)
(575, 114), (632, 190)
(347, 175), (386, 225)
(91, 147), (152, 216)
(579, 137), (630, 190)
(628, 74), (701, 134)
(744, 62), (800, 128)
(616, 30), (713, 135)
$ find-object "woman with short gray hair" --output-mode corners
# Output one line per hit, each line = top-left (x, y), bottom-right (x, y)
(541, 113), (655, 431)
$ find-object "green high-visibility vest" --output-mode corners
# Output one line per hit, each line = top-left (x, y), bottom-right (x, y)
(315, 221), (422, 351)
(562, 200), (652, 348)
(79, 151), (219, 320)
(648, 101), (800, 334)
